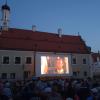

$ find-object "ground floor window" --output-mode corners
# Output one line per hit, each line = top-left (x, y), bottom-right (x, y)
(24, 71), (30, 79)
(10, 73), (15, 79)
(1, 73), (7, 79)
(73, 72), (77, 76)
(84, 71), (87, 76)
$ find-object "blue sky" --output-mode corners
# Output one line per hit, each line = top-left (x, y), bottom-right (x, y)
(0, 0), (100, 52)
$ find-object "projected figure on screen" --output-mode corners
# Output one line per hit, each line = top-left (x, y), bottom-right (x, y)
(55, 57), (64, 74)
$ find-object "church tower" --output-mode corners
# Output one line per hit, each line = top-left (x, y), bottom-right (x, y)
(1, 0), (10, 31)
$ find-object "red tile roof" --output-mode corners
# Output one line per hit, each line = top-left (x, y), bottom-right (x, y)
(92, 53), (100, 62)
(0, 28), (90, 53)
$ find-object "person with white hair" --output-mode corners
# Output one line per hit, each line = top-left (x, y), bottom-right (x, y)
(66, 97), (73, 100)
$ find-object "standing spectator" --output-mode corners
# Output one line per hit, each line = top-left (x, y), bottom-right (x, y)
(3, 81), (13, 100)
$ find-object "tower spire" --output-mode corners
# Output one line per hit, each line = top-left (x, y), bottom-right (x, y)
(1, 0), (10, 31)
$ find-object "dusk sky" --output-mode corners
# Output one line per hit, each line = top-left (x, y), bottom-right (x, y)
(0, 0), (100, 52)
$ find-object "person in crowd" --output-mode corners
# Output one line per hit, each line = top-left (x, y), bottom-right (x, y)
(45, 82), (63, 100)
(2, 81), (13, 100)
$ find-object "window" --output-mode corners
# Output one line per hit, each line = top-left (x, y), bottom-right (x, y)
(15, 57), (21, 64)
(24, 71), (30, 79)
(84, 71), (87, 76)
(10, 73), (15, 79)
(83, 58), (87, 64)
(2, 73), (7, 79)
(3, 56), (9, 64)
(73, 72), (77, 76)
(72, 58), (76, 64)
(26, 57), (32, 64)
(77, 71), (80, 75)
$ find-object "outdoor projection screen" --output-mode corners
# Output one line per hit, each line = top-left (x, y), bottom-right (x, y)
(36, 53), (71, 76)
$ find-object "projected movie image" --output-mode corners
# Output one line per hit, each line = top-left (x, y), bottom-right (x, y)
(41, 56), (69, 75)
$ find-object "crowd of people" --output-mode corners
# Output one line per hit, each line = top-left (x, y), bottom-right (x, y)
(0, 77), (100, 100)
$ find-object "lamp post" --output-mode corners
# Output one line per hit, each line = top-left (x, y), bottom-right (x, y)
(33, 51), (36, 76)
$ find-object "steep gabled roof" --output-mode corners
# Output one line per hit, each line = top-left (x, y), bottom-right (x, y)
(0, 28), (90, 53)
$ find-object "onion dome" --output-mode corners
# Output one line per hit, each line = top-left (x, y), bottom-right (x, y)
(2, 4), (10, 11)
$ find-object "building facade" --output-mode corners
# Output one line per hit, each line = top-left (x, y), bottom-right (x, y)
(91, 52), (100, 78)
(0, 28), (92, 80)
(0, 2), (92, 80)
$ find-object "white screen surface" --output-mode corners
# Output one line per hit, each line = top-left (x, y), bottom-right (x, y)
(35, 53), (72, 77)
(41, 56), (69, 74)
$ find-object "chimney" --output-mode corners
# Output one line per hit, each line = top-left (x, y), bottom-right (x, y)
(98, 50), (100, 54)
(97, 57), (99, 62)
(58, 28), (62, 38)
(32, 25), (36, 31)
(97, 50), (100, 62)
